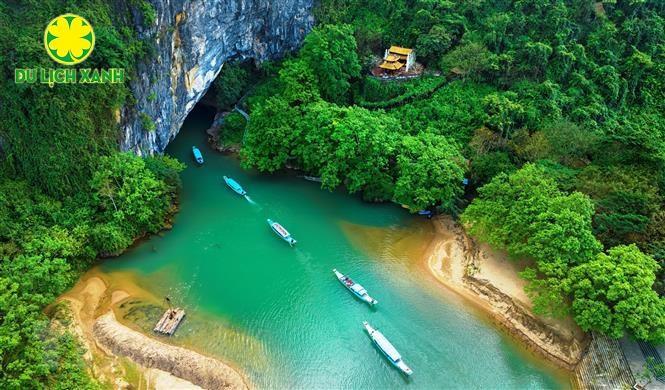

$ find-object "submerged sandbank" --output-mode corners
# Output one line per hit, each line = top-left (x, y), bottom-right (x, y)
(342, 215), (586, 372)
(55, 273), (250, 389)
(94, 311), (247, 389)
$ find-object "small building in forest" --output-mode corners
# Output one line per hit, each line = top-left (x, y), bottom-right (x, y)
(379, 46), (416, 74)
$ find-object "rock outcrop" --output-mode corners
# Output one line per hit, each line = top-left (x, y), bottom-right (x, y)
(120, 0), (314, 154)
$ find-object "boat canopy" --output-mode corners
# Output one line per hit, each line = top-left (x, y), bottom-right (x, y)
(224, 176), (245, 194)
(272, 223), (290, 238)
(227, 177), (238, 186)
(351, 284), (367, 295)
(373, 331), (402, 362)
(192, 147), (203, 163)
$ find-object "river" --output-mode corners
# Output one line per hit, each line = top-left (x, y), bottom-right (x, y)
(98, 106), (569, 389)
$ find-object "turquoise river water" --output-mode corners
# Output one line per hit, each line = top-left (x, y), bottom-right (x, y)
(99, 107), (569, 389)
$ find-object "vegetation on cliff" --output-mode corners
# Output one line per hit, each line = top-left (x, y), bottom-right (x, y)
(240, 24), (466, 208)
(0, 1), (180, 388)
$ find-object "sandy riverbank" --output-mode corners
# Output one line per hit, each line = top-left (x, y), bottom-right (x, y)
(425, 216), (588, 370)
(94, 311), (247, 389)
(53, 274), (249, 389)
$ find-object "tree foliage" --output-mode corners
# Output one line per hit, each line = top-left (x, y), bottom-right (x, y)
(462, 164), (602, 316)
(0, 0), (149, 197)
(0, 1), (184, 385)
(90, 153), (183, 253)
(299, 24), (361, 104)
(241, 0), (665, 339)
(567, 245), (665, 343)
(213, 63), (249, 110)
(242, 25), (466, 209)
(394, 132), (465, 211)
(2, 1), (662, 383)
(440, 42), (497, 80)
(0, 157), (182, 387)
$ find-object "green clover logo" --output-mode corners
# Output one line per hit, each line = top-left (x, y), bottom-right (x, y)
(44, 14), (95, 65)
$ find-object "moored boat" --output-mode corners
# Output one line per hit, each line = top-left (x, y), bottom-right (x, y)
(363, 321), (412, 376)
(417, 210), (433, 218)
(192, 146), (204, 164)
(267, 219), (297, 246)
(223, 176), (246, 196)
(332, 269), (377, 306)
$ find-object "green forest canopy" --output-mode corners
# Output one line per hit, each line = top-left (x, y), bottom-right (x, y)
(0, 1), (181, 388)
(0, 0), (664, 387)
(239, 0), (665, 343)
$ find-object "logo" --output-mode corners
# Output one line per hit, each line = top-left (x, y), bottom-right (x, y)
(44, 14), (95, 65)
(15, 13), (124, 86)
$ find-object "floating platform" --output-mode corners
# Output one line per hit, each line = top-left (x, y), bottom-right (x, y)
(153, 308), (185, 336)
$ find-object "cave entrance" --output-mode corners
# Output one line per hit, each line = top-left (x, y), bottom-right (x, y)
(166, 59), (262, 160)
(190, 60), (264, 154)
(164, 102), (216, 162)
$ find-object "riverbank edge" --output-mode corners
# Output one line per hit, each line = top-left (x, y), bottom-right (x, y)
(53, 274), (250, 390)
(425, 215), (589, 371)
(44, 193), (186, 388)
(97, 199), (180, 259)
(93, 311), (249, 389)
(203, 122), (587, 371)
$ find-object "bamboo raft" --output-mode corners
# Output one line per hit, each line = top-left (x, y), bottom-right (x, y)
(153, 308), (186, 336)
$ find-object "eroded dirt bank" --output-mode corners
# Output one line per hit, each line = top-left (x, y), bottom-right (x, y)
(94, 311), (247, 389)
(426, 216), (588, 370)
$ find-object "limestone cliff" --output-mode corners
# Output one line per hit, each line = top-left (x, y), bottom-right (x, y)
(120, 0), (313, 154)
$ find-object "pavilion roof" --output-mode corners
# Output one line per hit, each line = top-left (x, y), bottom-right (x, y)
(379, 61), (404, 70)
(388, 46), (413, 56)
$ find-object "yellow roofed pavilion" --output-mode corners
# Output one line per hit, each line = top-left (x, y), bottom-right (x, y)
(378, 45), (415, 74)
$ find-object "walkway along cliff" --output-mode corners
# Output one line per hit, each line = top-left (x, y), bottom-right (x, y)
(120, 0), (314, 155)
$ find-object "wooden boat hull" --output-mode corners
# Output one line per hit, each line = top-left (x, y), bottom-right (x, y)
(267, 219), (296, 246)
(333, 269), (377, 305)
(223, 176), (246, 196)
(363, 321), (413, 376)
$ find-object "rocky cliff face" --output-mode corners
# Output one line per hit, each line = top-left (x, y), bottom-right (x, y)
(120, 0), (313, 154)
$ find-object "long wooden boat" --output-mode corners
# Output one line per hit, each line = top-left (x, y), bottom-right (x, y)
(363, 321), (413, 376)
(223, 176), (246, 196)
(333, 269), (377, 306)
(267, 219), (297, 246)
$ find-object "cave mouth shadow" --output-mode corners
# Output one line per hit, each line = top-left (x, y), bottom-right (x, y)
(172, 58), (261, 152)
(182, 102), (217, 137)
(165, 102), (217, 158)
(188, 103), (217, 126)
(178, 81), (220, 140)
